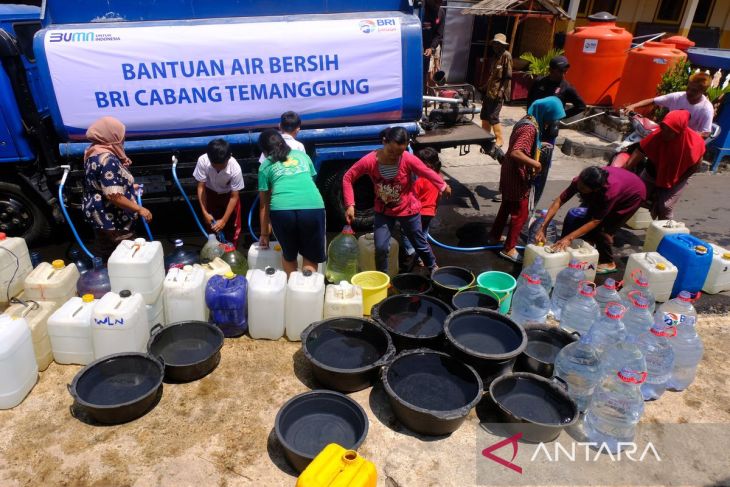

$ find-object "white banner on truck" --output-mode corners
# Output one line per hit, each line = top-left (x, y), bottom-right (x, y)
(42, 17), (403, 139)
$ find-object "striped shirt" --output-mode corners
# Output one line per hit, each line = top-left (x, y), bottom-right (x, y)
(378, 163), (399, 179)
(499, 120), (537, 202)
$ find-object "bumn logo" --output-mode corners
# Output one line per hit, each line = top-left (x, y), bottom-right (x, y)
(49, 31), (94, 43)
(482, 433), (523, 474)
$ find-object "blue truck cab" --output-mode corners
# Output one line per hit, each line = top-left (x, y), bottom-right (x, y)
(0, 1), (491, 242)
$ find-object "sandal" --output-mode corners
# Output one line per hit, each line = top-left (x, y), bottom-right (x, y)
(499, 250), (523, 264)
(596, 264), (618, 275)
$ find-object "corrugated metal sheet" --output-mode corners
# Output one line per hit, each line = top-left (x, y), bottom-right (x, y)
(463, 0), (568, 17)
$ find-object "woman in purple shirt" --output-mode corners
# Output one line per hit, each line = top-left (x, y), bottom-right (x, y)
(535, 166), (646, 274)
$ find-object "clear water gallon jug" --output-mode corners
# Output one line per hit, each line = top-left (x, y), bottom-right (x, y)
(0, 314), (38, 409)
(200, 234), (225, 264)
(76, 257), (111, 299)
(550, 260), (585, 321)
(660, 291), (702, 391)
(164, 265), (206, 323)
(559, 281), (600, 335)
(527, 209), (558, 245)
(91, 290), (148, 359)
(286, 270), (325, 341)
(108, 238), (165, 305)
(0, 232), (33, 305)
(247, 267), (287, 340)
(636, 321), (675, 400)
(595, 278), (621, 314)
(600, 340), (646, 379)
(516, 256), (552, 292)
(4, 299), (56, 371)
(583, 303), (627, 358)
(566, 239), (599, 282)
(247, 241), (283, 271)
(622, 291), (654, 340)
(220, 244), (248, 276)
(164, 239), (199, 271)
(47, 294), (96, 365)
(623, 252), (677, 303)
(324, 281), (363, 319)
(68, 248), (91, 274)
(553, 337), (602, 412)
(23, 259), (80, 305)
(327, 226), (359, 284)
(357, 232), (399, 277)
(510, 273), (550, 325)
(619, 270), (656, 313)
(206, 272), (248, 338)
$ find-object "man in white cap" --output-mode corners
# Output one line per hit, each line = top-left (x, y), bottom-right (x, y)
(479, 33), (512, 148)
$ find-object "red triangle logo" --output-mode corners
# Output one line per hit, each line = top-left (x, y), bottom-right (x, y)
(482, 432), (523, 474)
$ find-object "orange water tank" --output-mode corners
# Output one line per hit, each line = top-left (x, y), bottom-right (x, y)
(662, 35), (695, 52)
(564, 12), (633, 106)
(614, 42), (687, 107)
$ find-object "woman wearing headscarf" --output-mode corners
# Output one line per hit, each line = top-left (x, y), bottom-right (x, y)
(488, 96), (565, 263)
(82, 116), (152, 260)
(625, 109), (705, 219)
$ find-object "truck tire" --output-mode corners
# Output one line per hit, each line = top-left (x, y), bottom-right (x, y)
(0, 181), (52, 244)
(321, 166), (374, 231)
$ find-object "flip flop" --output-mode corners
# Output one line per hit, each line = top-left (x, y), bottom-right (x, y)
(499, 250), (523, 264)
(596, 266), (618, 275)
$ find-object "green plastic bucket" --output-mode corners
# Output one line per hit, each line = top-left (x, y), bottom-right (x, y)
(476, 271), (517, 315)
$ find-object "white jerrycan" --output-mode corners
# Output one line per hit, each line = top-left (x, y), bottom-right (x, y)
(194, 257), (231, 286)
(523, 244), (570, 285)
(47, 294), (96, 365)
(623, 252), (678, 303)
(703, 244), (730, 294)
(247, 267), (287, 339)
(248, 242), (283, 271)
(643, 220), (690, 252)
(285, 270), (325, 341)
(164, 265), (206, 323)
(567, 240), (599, 282)
(0, 313), (38, 409)
(108, 238), (165, 304)
(625, 207), (652, 230)
(91, 290), (148, 359)
(324, 281), (363, 319)
(4, 299), (56, 371)
(23, 259), (79, 305)
(0, 233), (33, 305)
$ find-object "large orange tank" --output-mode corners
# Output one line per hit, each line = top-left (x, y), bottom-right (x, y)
(564, 12), (633, 106)
(614, 42), (687, 107)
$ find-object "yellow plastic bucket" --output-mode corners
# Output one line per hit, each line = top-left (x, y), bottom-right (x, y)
(351, 271), (390, 315)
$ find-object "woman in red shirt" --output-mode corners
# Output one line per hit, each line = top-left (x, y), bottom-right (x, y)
(343, 127), (451, 273)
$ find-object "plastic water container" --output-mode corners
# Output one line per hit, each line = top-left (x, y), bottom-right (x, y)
(76, 257), (111, 299)
(584, 368), (646, 454)
(23, 260), (80, 305)
(92, 290), (148, 359)
(516, 256), (552, 293)
(566, 239), (599, 282)
(221, 244), (249, 275)
(703, 244), (730, 294)
(164, 239), (199, 271)
(146, 291), (166, 330)
(297, 443), (377, 487)
(108, 238), (165, 305)
(583, 303), (627, 358)
(206, 272), (248, 338)
(194, 258), (231, 285)
(623, 252), (678, 303)
(595, 278), (621, 314)
(286, 270), (325, 341)
(164, 265), (206, 324)
(326, 226), (359, 284)
(600, 341), (646, 379)
(0, 232), (33, 305)
(550, 260), (585, 321)
(527, 209), (558, 245)
(200, 234), (225, 263)
(559, 281), (600, 335)
(247, 267), (287, 340)
(553, 337), (602, 412)
(622, 292), (654, 340)
(660, 291), (703, 391)
(4, 299), (56, 371)
(523, 244), (570, 286)
(657, 234), (713, 296)
(619, 270), (656, 313)
(324, 281), (363, 319)
(643, 220), (689, 252)
(636, 321), (675, 400)
(47, 294), (96, 365)
(68, 248), (91, 274)
(357, 232), (399, 277)
(0, 314), (38, 409)
(509, 274), (550, 325)
(625, 207), (652, 230)
(248, 241), (283, 271)
(562, 207), (588, 237)
(30, 251), (42, 268)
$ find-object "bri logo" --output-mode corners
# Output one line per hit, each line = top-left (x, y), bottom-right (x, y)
(359, 20), (376, 34)
(49, 31), (94, 43)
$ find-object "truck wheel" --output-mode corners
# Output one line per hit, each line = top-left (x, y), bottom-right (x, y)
(0, 181), (52, 244)
(321, 166), (374, 231)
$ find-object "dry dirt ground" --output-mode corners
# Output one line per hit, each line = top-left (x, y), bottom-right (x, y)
(1, 314), (728, 487)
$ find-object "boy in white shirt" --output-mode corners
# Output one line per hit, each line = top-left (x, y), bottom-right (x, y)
(259, 111), (305, 162)
(194, 138), (245, 246)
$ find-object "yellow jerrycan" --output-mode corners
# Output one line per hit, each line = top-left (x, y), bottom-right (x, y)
(297, 443), (376, 487)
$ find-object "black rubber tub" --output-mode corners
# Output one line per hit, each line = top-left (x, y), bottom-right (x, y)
(371, 294), (452, 351)
(301, 317), (395, 392)
(68, 353), (164, 425)
(514, 324), (579, 378)
(444, 308), (527, 388)
(275, 390), (369, 472)
(390, 273), (432, 296)
(430, 266), (475, 303)
(147, 321), (225, 382)
(489, 372), (578, 443)
(451, 290), (499, 311)
(381, 349), (483, 436)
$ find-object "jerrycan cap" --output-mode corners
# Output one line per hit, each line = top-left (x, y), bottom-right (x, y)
(341, 225), (355, 235)
(617, 368), (647, 385)
(82, 294), (95, 303)
(723, 252), (730, 260)
(695, 245), (708, 255)
(656, 263), (667, 270)
(119, 290), (132, 298)
(224, 271), (235, 279)
(302, 269), (313, 277)
(183, 265), (193, 272)
(52, 259), (65, 270)
(265, 266), (276, 275)
(274, 244), (282, 251)
(605, 302), (625, 319)
(0, 232), (6, 240)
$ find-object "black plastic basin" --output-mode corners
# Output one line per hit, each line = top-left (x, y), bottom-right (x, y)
(451, 290), (499, 311)
(514, 324), (579, 378)
(147, 321), (225, 382)
(275, 390), (369, 472)
(301, 318), (395, 392)
(382, 349), (482, 436)
(489, 372), (578, 443)
(68, 353), (164, 424)
(430, 266), (475, 303)
(371, 294), (452, 351)
(390, 273), (432, 295)
(444, 308), (527, 388)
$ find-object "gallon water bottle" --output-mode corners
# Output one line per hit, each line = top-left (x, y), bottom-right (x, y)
(0, 232), (32, 305)
(326, 225), (359, 284)
(164, 239), (199, 271)
(559, 281), (600, 335)
(527, 209), (558, 245)
(595, 278), (621, 314)
(76, 257), (111, 299)
(553, 336), (603, 412)
(622, 291), (654, 340)
(30, 251), (42, 268)
(550, 259), (585, 321)
(510, 273), (550, 325)
(636, 321), (676, 400)
(200, 234), (225, 263)
(583, 303), (627, 357)
(584, 368), (646, 454)
(660, 291), (703, 391)
(221, 244), (248, 276)
(206, 271), (248, 337)
(600, 341), (646, 379)
(516, 256), (552, 292)
(69, 248), (90, 274)
(619, 270), (656, 313)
